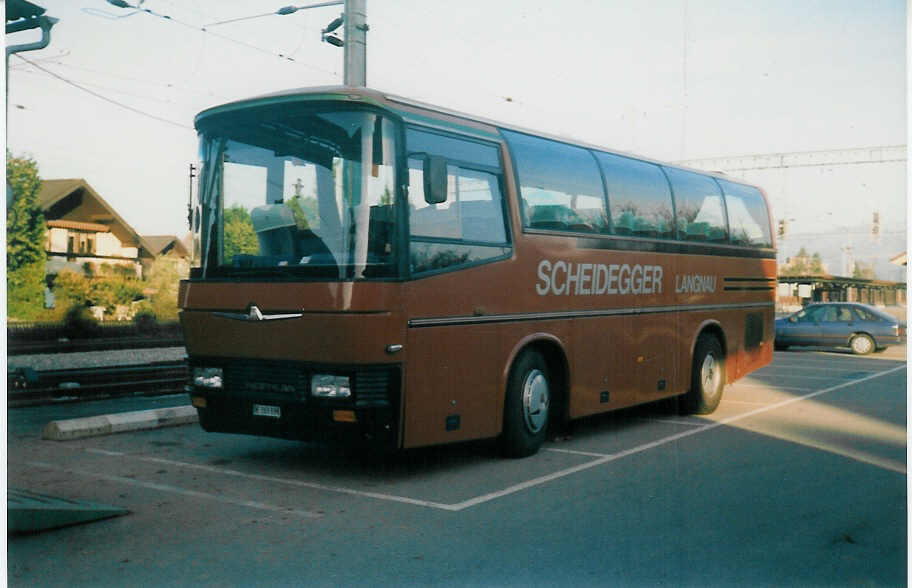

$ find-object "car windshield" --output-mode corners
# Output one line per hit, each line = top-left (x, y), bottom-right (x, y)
(196, 105), (399, 279)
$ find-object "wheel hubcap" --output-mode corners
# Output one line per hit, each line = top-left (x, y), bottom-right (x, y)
(522, 369), (550, 434)
(701, 353), (721, 396)
(853, 336), (872, 353)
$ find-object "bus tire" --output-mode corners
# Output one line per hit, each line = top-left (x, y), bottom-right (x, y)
(683, 334), (725, 415)
(501, 350), (551, 458)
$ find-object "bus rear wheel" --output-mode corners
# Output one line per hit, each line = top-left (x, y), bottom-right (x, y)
(682, 334), (725, 415)
(501, 350), (551, 458)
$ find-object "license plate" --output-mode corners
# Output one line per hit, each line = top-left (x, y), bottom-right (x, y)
(252, 404), (281, 418)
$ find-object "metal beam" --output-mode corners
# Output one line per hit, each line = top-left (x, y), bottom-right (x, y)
(677, 145), (906, 172)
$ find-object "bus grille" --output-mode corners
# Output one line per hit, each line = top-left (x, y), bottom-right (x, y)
(355, 369), (395, 407)
(218, 359), (397, 406)
(224, 361), (306, 399)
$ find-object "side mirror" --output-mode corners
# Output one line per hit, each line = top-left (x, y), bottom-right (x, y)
(423, 156), (448, 204)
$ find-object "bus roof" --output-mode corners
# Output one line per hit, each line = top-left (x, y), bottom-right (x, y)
(195, 85), (763, 190)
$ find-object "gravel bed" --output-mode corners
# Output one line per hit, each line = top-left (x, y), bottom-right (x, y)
(7, 346), (188, 371)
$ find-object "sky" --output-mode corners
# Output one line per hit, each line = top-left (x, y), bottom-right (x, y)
(5, 0), (907, 269)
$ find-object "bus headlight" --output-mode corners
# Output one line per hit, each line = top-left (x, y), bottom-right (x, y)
(311, 374), (351, 398)
(193, 367), (223, 389)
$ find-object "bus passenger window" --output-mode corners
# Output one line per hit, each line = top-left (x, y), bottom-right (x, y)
(501, 130), (609, 234)
(717, 179), (772, 248)
(595, 152), (674, 239)
(663, 167), (729, 243)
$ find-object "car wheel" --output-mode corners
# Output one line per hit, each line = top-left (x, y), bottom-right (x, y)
(774, 341), (789, 351)
(501, 350), (551, 458)
(682, 334), (725, 415)
(850, 334), (875, 355)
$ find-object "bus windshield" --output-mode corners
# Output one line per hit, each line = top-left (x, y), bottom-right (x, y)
(197, 106), (399, 280)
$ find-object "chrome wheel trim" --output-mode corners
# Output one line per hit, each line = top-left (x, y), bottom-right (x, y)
(522, 369), (550, 434)
(701, 353), (721, 397)
(851, 335), (873, 354)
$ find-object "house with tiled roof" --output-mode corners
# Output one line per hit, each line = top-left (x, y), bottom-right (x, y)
(140, 234), (191, 279)
(142, 235), (189, 259)
(37, 178), (154, 278)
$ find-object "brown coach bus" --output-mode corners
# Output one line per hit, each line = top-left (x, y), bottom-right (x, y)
(180, 86), (776, 457)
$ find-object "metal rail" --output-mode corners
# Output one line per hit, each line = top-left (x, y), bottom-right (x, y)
(7, 361), (189, 407)
(7, 336), (185, 356)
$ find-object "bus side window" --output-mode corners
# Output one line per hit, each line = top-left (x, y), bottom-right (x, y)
(716, 179), (772, 248)
(407, 157), (510, 275)
(663, 167), (729, 243)
(501, 130), (609, 235)
(595, 152), (674, 240)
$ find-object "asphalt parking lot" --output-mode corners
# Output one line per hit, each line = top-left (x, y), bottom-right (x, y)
(8, 345), (908, 587)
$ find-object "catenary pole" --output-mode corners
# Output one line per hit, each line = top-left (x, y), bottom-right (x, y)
(343, 0), (367, 86)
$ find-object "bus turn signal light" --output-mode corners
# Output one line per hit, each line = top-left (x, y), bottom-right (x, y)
(333, 410), (357, 423)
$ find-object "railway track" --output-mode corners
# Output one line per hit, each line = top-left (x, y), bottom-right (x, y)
(7, 336), (185, 356)
(7, 361), (189, 408)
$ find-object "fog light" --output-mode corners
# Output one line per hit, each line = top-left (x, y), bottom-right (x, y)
(193, 367), (223, 389)
(311, 374), (351, 398)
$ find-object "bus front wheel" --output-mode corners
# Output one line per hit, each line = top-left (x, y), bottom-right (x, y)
(682, 334), (725, 415)
(501, 350), (551, 458)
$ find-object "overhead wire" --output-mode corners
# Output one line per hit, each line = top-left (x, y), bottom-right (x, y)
(13, 54), (194, 132)
(9, 57), (230, 101)
(102, 2), (339, 77)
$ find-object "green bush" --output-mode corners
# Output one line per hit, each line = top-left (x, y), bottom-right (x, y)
(134, 310), (159, 334)
(7, 260), (47, 320)
(52, 270), (143, 318)
(62, 305), (100, 338)
(7, 153), (47, 320)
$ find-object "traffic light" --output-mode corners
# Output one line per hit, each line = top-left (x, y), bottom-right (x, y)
(872, 212), (880, 236)
(777, 219), (786, 239)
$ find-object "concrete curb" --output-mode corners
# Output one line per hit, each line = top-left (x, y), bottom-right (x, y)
(41, 405), (198, 441)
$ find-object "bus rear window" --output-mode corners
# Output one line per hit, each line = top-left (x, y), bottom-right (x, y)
(717, 179), (773, 248)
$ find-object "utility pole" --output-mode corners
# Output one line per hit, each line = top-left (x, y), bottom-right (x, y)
(187, 164), (197, 228)
(320, 0), (367, 86)
(6, 1), (59, 119)
(188, 163), (197, 264)
(343, 0), (367, 86)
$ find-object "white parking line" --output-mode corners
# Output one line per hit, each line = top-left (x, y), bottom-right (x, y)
(764, 365), (882, 373)
(84, 449), (461, 512)
(749, 373), (868, 381)
(26, 461), (324, 518)
(546, 448), (610, 458)
(636, 418), (707, 427)
(73, 364), (906, 513)
(445, 364), (906, 510)
(732, 384), (812, 392)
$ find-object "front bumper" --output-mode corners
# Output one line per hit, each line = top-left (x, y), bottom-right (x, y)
(188, 358), (401, 448)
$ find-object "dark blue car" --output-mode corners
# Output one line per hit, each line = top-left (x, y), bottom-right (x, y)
(775, 302), (905, 354)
